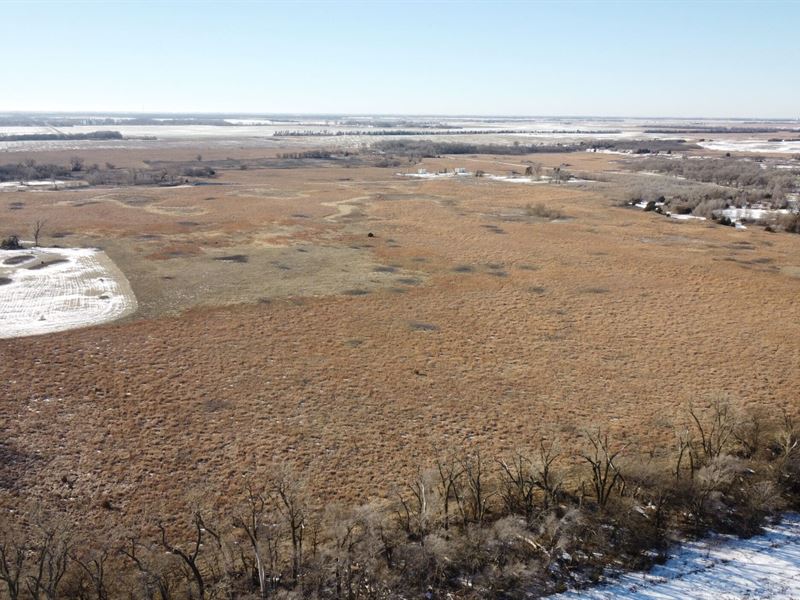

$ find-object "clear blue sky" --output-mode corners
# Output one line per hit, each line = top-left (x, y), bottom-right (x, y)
(2, 0), (798, 118)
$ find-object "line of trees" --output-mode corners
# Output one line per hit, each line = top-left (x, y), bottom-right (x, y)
(0, 161), (71, 183)
(273, 129), (524, 137)
(277, 151), (334, 160)
(0, 159), (217, 187)
(1, 400), (798, 599)
(627, 156), (799, 206)
(372, 140), (582, 158)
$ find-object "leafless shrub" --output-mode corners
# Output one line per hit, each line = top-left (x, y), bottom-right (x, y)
(461, 451), (495, 525)
(433, 453), (466, 531)
(686, 454), (741, 531)
(525, 203), (564, 219)
(579, 430), (627, 508)
(498, 440), (563, 522)
(692, 197), (728, 218)
(687, 398), (739, 467)
(69, 156), (85, 172)
(778, 212), (800, 234)
(1, 516), (74, 600)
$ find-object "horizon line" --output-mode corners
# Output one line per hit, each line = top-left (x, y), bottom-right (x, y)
(1, 110), (799, 122)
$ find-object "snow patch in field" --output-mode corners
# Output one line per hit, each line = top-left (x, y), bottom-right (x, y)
(400, 171), (456, 179)
(0, 247), (137, 338)
(0, 180), (88, 192)
(667, 213), (706, 221)
(224, 118), (280, 125)
(719, 207), (791, 221)
(550, 514), (800, 599)
(485, 175), (546, 184)
(698, 139), (800, 154)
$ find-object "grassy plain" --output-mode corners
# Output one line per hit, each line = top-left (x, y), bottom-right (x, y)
(1, 146), (798, 530)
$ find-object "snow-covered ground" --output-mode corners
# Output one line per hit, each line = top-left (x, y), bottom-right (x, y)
(400, 172), (588, 185)
(698, 139), (800, 154)
(667, 213), (706, 221)
(0, 247), (137, 338)
(719, 207), (791, 222)
(485, 174), (547, 184)
(0, 179), (88, 192)
(551, 514), (800, 599)
(400, 171), (463, 179)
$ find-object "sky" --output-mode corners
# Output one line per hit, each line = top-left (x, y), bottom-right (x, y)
(1, 0), (799, 119)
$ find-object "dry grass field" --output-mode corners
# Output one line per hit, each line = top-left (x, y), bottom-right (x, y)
(1, 147), (799, 533)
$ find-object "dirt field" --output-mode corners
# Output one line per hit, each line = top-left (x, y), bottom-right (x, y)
(1, 147), (799, 530)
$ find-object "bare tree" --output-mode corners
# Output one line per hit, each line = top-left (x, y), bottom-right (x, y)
(579, 430), (627, 507)
(674, 427), (694, 480)
(272, 468), (307, 586)
(461, 451), (494, 524)
(24, 522), (72, 600)
(498, 452), (537, 521)
(120, 537), (176, 600)
(157, 514), (208, 600)
(434, 453), (465, 531)
(322, 504), (368, 600)
(32, 219), (46, 247)
(527, 438), (563, 510)
(0, 535), (25, 600)
(395, 468), (434, 538)
(71, 545), (111, 600)
(773, 409), (799, 489)
(232, 484), (281, 598)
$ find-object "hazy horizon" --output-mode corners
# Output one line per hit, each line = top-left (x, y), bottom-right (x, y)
(2, 0), (799, 119)
(2, 111), (800, 121)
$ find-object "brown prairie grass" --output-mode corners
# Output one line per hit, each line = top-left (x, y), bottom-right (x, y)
(0, 150), (799, 535)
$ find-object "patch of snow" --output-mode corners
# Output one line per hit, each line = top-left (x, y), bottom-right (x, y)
(698, 139), (800, 154)
(667, 213), (706, 221)
(0, 247), (137, 339)
(550, 514), (800, 599)
(590, 149), (635, 155)
(224, 118), (278, 125)
(0, 180), (87, 192)
(485, 175), (546, 184)
(400, 172), (455, 179)
(720, 207), (790, 221)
